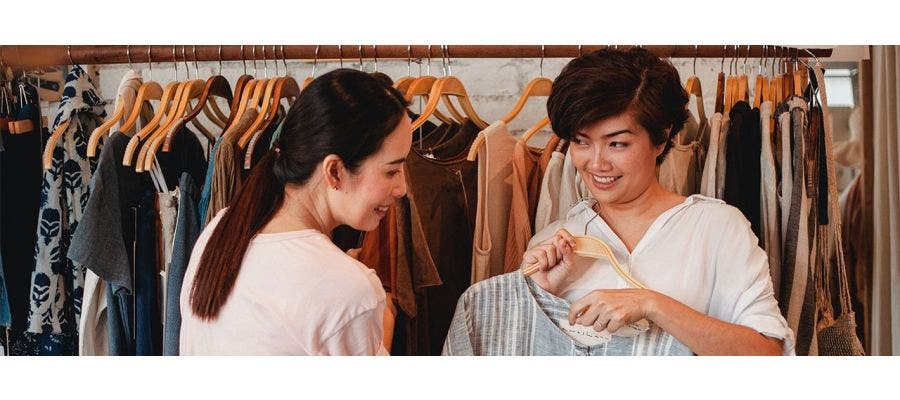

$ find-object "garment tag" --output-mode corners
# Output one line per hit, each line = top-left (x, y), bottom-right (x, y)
(557, 319), (612, 346)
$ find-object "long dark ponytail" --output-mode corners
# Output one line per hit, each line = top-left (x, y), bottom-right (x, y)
(190, 69), (408, 320)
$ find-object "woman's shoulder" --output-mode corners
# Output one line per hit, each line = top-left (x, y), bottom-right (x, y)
(677, 195), (753, 229)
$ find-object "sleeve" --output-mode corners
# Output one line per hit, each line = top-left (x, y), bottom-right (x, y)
(68, 146), (132, 289)
(318, 302), (387, 356)
(442, 292), (474, 356)
(709, 207), (797, 356)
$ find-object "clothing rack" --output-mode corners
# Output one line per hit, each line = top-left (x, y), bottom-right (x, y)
(0, 45), (832, 68)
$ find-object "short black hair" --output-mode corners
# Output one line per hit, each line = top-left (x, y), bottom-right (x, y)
(547, 48), (689, 164)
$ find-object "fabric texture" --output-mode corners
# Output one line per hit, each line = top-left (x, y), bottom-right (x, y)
(723, 101), (762, 242)
(404, 120), (478, 355)
(197, 136), (222, 228)
(163, 173), (200, 356)
(23, 66), (106, 355)
(758, 101), (782, 298)
(870, 46), (900, 356)
(700, 113), (724, 198)
(204, 108), (257, 225)
(503, 136), (569, 274)
(1, 79), (45, 346)
(179, 211), (387, 355)
(471, 121), (518, 284)
(444, 271), (694, 356)
(534, 149), (566, 233)
(715, 114), (731, 199)
(658, 106), (706, 196)
(112, 69), (143, 135)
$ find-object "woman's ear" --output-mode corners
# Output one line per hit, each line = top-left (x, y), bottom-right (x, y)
(322, 154), (345, 191)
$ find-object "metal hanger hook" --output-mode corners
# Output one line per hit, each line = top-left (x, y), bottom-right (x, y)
(273, 45), (279, 76)
(721, 45), (726, 73)
(312, 45), (319, 78)
(444, 45), (452, 76)
(373, 45), (378, 73)
(261, 45), (268, 78)
(339, 45), (343, 69)
(744, 45), (750, 75)
(218, 45), (223, 75)
(182, 45), (190, 80)
(281, 45), (288, 76)
(406, 45), (412, 76)
(693, 45), (698, 76)
(803, 48), (821, 66)
(126, 45), (133, 70)
(252, 45), (258, 76)
(358, 45), (363, 72)
(172, 45), (178, 81)
(67, 45), (75, 66)
(147, 45), (153, 81)
(540, 45), (545, 77)
(426, 45), (432, 76)
(240, 45), (247, 75)
(192, 45), (199, 78)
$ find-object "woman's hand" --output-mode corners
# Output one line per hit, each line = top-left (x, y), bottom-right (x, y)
(523, 228), (577, 295)
(568, 288), (660, 334)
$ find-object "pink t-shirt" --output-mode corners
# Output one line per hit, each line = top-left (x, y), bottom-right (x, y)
(179, 212), (387, 355)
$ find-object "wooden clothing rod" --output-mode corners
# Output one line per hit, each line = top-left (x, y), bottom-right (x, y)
(0, 45), (833, 68)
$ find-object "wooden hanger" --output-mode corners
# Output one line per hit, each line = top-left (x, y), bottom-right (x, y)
(41, 119), (72, 170)
(793, 64), (808, 97)
(522, 235), (647, 290)
(131, 80), (188, 171)
(466, 77), (552, 161)
(229, 78), (265, 130)
(754, 74), (770, 108)
(119, 81), (164, 134)
(256, 76), (299, 137)
(406, 76), (455, 124)
(164, 74), (234, 151)
(237, 77), (279, 150)
(712, 72), (724, 115)
(86, 94), (124, 158)
(223, 74), (253, 129)
(410, 76), (488, 131)
(684, 76), (706, 125)
(520, 116), (550, 143)
(394, 76), (415, 93)
(138, 78), (206, 172)
(123, 80), (180, 166)
(738, 75), (749, 104)
(134, 81), (192, 172)
(243, 76), (301, 169)
(724, 75), (734, 114)
(502, 77), (552, 124)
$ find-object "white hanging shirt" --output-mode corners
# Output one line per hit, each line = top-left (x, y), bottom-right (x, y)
(529, 195), (796, 355)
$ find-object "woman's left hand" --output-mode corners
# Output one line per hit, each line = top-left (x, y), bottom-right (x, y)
(569, 289), (661, 333)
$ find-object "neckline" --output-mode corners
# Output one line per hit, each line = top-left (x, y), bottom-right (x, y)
(579, 194), (705, 257)
(252, 228), (326, 243)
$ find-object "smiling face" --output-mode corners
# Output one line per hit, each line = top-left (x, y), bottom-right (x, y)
(337, 115), (413, 232)
(569, 112), (667, 206)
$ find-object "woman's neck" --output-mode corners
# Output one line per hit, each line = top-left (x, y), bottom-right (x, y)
(261, 184), (337, 234)
(595, 181), (670, 222)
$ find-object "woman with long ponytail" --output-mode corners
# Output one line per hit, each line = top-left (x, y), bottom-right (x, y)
(179, 69), (412, 355)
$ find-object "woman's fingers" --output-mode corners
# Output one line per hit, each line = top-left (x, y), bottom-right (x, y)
(556, 228), (577, 248)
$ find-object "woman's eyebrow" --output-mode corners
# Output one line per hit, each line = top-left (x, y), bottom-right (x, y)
(386, 157), (407, 165)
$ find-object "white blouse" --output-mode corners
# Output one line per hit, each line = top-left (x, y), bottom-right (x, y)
(528, 195), (796, 355)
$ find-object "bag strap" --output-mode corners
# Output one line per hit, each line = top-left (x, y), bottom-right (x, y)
(813, 64), (854, 315)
